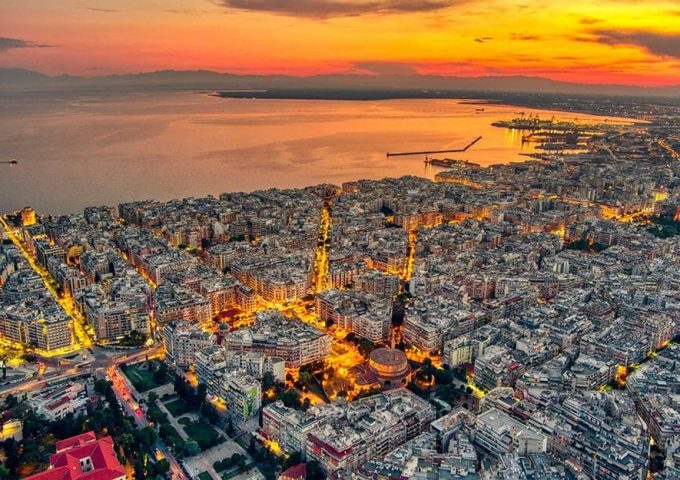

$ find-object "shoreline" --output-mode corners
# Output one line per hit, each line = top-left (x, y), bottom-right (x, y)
(212, 90), (644, 124)
(0, 91), (650, 215)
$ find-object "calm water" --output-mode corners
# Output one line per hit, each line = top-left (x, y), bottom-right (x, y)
(0, 91), (630, 214)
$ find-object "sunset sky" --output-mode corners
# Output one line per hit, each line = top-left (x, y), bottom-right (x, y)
(1, 0), (679, 86)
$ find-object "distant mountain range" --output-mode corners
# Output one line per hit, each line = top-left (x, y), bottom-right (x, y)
(1, 68), (679, 97)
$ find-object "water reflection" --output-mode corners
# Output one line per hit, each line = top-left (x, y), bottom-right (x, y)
(0, 91), (631, 214)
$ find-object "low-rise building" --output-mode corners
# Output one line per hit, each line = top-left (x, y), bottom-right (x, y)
(24, 431), (126, 480)
(33, 381), (89, 421)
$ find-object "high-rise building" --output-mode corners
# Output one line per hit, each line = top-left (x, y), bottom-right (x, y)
(163, 321), (215, 368)
(221, 310), (331, 368)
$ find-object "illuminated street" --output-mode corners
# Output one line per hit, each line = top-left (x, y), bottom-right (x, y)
(107, 363), (188, 480)
(0, 215), (92, 351)
(3, 70), (680, 480)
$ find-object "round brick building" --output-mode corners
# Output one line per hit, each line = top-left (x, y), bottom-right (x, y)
(368, 348), (411, 389)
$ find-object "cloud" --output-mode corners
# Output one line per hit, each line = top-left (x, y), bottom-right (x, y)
(594, 30), (680, 59)
(579, 17), (601, 25)
(216, 0), (463, 18)
(85, 7), (118, 13)
(510, 33), (540, 41)
(0, 37), (53, 52)
(164, 8), (213, 15)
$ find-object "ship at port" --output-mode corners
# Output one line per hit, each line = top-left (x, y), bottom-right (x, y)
(492, 115), (582, 131)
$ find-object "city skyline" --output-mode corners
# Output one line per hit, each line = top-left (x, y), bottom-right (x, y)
(2, 3), (680, 480)
(1, 0), (680, 87)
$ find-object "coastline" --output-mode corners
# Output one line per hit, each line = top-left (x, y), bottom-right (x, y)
(0, 90), (648, 215)
(213, 89), (647, 122)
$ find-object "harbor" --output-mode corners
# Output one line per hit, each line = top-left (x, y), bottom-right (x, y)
(424, 158), (481, 169)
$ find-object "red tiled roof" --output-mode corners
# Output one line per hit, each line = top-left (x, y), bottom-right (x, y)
(22, 467), (72, 480)
(47, 396), (73, 411)
(280, 463), (306, 480)
(79, 468), (126, 480)
(55, 432), (97, 452)
(25, 432), (125, 480)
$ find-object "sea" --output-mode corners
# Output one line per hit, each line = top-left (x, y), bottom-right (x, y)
(0, 90), (632, 215)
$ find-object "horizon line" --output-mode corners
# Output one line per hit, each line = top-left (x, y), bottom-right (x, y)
(2, 66), (680, 91)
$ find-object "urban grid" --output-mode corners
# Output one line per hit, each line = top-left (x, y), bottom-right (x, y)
(2, 97), (680, 480)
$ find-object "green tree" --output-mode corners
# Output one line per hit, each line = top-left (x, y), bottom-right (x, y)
(4, 395), (17, 409)
(184, 440), (201, 457)
(201, 401), (221, 425)
(225, 416), (235, 436)
(173, 377), (191, 401)
(135, 427), (157, 450)
(433, 367), (453, 385)
(134, 456), (146, 480)
(358, 339), (376, 357)
(436, 384), (460, 405)
(154, 459), (170, 476)
(194, 383), (207, 407)
(49, 413), (83, 439)
(21, 410), (45, 438)
(281, 452), (302, 470)
(3, 438), (19, 475)
(22, 353), (37, 362)
(278, 389), (301, 409)
(118, 432), (136, 459)
(299, 371), (312, 390)
(94, 379), (111, 395)
(232, 453), (247, 470)
(306, 460), (325, 480)
(153, 362), (168, 384)
(262, 372), (276, 390)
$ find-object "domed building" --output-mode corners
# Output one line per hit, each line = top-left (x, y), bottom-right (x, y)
(367, 348), (411, 389)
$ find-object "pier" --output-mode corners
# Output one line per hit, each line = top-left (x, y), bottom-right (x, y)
(386, 136), (482, 158)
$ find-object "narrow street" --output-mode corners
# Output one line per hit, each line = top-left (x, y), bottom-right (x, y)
(108, 365), (188, 480)
(403, 229), (418, 283)
(0, 215), (93, 350)
(311, 201), (332, 293)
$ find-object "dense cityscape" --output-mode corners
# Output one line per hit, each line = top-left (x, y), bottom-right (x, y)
(1, 96), (680, 480)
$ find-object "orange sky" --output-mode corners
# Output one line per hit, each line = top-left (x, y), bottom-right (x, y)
(1, 0), (679, 86)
